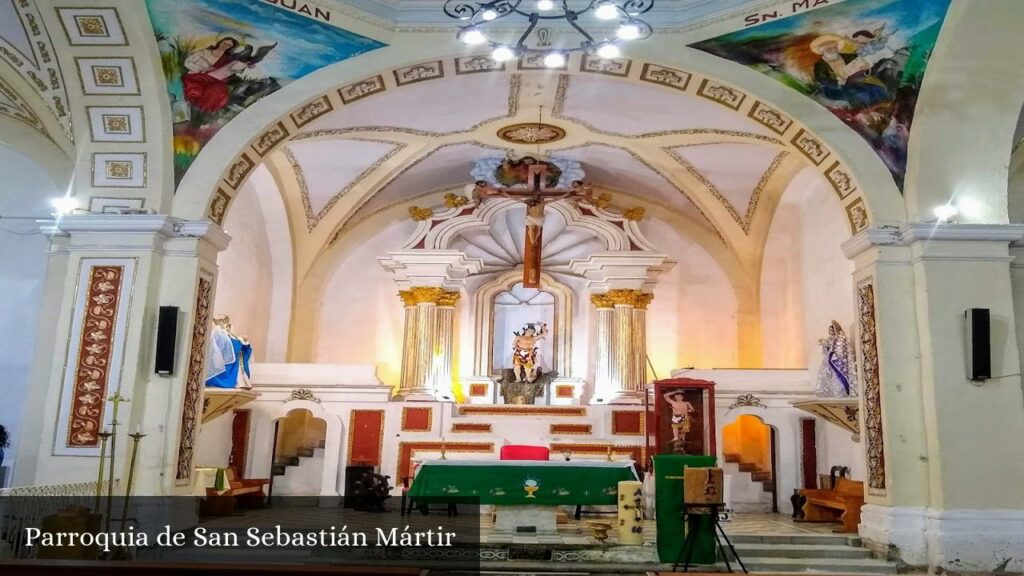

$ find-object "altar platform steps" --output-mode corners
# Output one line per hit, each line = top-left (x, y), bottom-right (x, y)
(723, 533), (896, 574)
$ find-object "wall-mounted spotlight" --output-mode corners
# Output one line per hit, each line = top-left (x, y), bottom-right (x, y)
(50, 196), (79, 216)
(933, 204), (958, 223)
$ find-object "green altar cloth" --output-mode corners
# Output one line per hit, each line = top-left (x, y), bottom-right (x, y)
(653, 454), (717, 565)
(408, 460), (638, 505)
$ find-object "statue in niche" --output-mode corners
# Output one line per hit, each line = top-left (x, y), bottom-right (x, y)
(815, 320), (857, 397)
(512, 322), (548, 383)
(663, 391), (696, 454)
(205, 314), (253, 389)
(499, 322), (557, 404)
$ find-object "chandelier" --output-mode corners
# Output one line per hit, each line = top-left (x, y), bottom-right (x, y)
(445, 1), (655, 67)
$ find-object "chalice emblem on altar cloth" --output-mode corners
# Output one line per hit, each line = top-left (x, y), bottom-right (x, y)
(524, 478), (540, 498)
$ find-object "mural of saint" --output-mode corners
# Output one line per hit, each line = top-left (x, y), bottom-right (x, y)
(145, 0), (385, 186)
(181, 36), (277, 113)
(691, 0), (952, 190)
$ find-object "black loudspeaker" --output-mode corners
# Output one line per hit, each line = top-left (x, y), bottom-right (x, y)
(155, 306), (179, 375)
(966, 308), (990, 381)
(343, 466), (374, 508)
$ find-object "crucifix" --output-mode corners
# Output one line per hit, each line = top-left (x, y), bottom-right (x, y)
(475, 163), (590, 288)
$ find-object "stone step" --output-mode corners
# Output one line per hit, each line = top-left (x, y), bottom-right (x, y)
(726, 533), (861, 547)
(730, 542), (873, 559)
(737, 555), (897, 574)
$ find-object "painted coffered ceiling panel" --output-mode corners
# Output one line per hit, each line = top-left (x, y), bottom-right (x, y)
(450, 205), (604, 272)
(669, 143), (782, 220)
(350, 142), (506, 223)
(555, 74), (774, 137)
(286, 138), (401, 220)
(304, 73), (515, 134)
(553, 144), (702, 218)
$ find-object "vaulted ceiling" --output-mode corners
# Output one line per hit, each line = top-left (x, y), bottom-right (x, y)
(256, 67), (814, 282)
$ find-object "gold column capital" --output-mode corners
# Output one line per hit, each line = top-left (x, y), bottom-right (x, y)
(591, 289), (652, 308)
(399, 287), (460, 307)
(634, 293), (654, 310)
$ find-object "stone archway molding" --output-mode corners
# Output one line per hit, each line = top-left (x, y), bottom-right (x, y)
(171, 48), (904, 237)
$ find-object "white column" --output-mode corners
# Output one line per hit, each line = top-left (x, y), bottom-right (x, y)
(632, 294), (652, 390)
(395, 287), (459, 401)
(591, 294), (616, 403)
(613, 301), (636, 399)
(432, 293), (458, 401)
(844, 225), (1024, 572)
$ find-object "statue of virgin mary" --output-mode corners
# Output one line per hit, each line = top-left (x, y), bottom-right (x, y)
(815, 321), (857, 397)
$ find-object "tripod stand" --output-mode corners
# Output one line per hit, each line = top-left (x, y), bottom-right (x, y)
(673, 503), (747, 573)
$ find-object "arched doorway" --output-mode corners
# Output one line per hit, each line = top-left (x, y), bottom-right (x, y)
(722, 414), (778, 513)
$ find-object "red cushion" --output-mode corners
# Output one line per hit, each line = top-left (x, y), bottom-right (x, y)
(500, 445), (551, 461)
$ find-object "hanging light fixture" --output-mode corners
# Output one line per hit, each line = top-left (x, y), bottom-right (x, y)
(445, 1), (654, 62)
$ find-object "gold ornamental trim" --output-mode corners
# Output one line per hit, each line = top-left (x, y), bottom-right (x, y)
(591, 289), (653, 309)
(622, 207), (646, 221)
(444, 193), (470, 208)
(497, 122), (566, 145)
(398, 287), (460, 307)
(408, 206), (433, 221)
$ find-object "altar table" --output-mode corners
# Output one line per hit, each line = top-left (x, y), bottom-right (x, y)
(407, 460), (638, 505)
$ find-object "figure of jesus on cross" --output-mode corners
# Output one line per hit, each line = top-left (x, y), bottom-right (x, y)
(474, 162), (591, 288)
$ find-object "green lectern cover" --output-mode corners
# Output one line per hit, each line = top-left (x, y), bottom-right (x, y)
(652, 454), (717, 564)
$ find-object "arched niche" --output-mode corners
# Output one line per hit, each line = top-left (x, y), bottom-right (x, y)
(474, 270), (573, 379)
(259, 399), (343, 499)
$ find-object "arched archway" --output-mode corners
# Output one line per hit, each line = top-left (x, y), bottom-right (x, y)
(250, 399), (344, 500)
(170, 49), (905, 235)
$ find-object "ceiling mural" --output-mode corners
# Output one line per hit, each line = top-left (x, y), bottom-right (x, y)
(144, 0), (386, 186)
(691, 0), (953, 190)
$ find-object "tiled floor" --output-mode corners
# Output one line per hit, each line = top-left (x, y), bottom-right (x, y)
(198, 505), (831, 546)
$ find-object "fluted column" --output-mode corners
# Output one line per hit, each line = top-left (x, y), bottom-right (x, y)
(432, 291), (459, 401)
(399, 302), (417, 392)
(396, 287), (459, 401)
(591, 290), (650, 404)
(591, 294), (616, 403)
(632, 293), (653, 391)
(613, 299), (636, 396)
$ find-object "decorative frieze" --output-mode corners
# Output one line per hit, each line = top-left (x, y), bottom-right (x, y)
(857, 280), (886, 491)
(176, 275), (213, 482)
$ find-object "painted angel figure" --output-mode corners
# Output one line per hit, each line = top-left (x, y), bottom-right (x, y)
(815, 320), (857, 397)
(512, 322), (548, 383)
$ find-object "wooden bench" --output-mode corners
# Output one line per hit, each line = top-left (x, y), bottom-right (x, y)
(796, 477), (864, 533)
(200, 468), (270, 516)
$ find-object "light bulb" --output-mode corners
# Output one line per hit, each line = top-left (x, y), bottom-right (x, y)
(460, 27), (487, 45)
(481, 8), (498, 20)
(596, 42), (621, 59)
(933, 204), (958, 222)
(617, 22), (640, 40)
(543, 52), (566, 68)
(50, 196), (78, 216)
(492, 45), (516, 62)
(594, 2), (619, 20)
(536, 0), (555, 10)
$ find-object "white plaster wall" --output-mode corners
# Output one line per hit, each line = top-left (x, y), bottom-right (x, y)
(0, 145), (55, 483)
(215, 180), (275, 362)
(761, 200), (806, 368)
(795, 171), (855, 377)
(642, 217), (738, 373)
(315, 219), (417, 387)
(761, 168), (855, 371)
(194, 413), (232, 469)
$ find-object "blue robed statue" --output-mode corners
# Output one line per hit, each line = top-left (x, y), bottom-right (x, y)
(815, 320), (857, 397)
(205, 314), (252, 389)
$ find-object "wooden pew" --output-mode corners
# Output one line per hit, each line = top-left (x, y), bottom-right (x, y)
(796, 477), (864, 533)
(200, 468), (270, 516)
